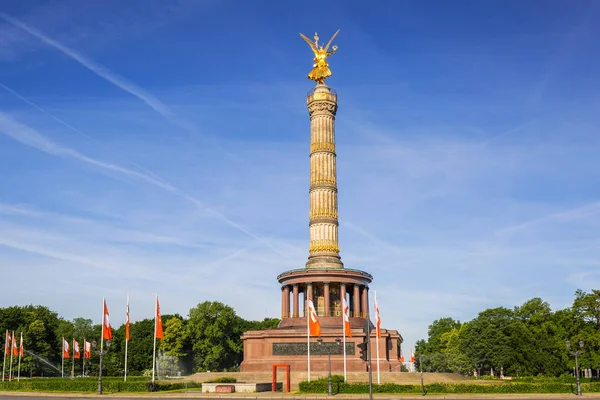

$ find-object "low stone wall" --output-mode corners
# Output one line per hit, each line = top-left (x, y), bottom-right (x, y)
(202, 382), (282, 393)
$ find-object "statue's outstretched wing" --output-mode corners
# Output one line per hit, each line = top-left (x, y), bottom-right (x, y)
(299, 32), (318, 53)
(324, 29), (340, 52)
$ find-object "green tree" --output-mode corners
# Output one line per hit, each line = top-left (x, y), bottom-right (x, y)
(186, 301), (244, 372)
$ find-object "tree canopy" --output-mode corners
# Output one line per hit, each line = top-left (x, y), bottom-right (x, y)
(0, 301), (279, 376)
(415, 291), (600, 377)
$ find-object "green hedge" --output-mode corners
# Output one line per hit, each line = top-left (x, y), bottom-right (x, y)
(203, 376), (237, 383)
(0, 377), (201, 393)
(299, 378), (600, 394)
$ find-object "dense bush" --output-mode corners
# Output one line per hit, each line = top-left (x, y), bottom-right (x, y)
(0, 377), (201, 393)
(298, 378), (600, 394)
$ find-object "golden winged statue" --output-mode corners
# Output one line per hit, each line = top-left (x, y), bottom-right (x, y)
(299, 29), (340, 84)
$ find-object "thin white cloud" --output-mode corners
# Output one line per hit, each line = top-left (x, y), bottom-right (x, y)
(0, 13), (191, 132)
(0, 112), (295, 261)
(495, 201), (600, 237)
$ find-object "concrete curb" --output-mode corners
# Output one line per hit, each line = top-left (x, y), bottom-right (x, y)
(3, 393), (600, 399)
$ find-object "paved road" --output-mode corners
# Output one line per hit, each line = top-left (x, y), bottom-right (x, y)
(2, 395), (600, 400)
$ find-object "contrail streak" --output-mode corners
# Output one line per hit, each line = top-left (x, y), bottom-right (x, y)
(0, 13), (188, 130)
(0, 81), (165, 184)
(0, 13), (240, 161)
(0, 112), (294, 262)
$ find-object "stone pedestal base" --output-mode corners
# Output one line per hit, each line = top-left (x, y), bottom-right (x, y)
(240, 320), (403, 373)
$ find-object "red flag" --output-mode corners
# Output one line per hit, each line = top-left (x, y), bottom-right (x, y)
(155, 296), (164, 339)
(19, 333), (24, 358)
(11, 333), (18, 357)
(4, 330), (10, 356)
(125, 298), (130, 342)
(84, 341), (91, 359)
(103, 299), (112, 340)
(307, 298), (321, 337)
(374, 293), (381, 339)
(342, 298), (352, 337)
(63, 338), (70, 359)
(73, 340), (80, 359)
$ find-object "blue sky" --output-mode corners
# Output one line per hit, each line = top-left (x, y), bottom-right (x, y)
(1, 0), (599, 352)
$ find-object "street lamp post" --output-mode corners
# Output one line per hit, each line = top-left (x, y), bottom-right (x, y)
(92, 340), (111, 395)
(317, 338), (341, 396)
(566, 339), (584, 396)
(419, 355), (425, 396)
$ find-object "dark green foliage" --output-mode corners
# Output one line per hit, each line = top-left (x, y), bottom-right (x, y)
(0, 377), (201, 393)
(0, 302), (280, 378)
(298, 379), (600, 394)
(415, 291), (600, 377)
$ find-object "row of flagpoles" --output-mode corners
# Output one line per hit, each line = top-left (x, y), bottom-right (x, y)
(3, 295), (165, 383)
(306, 291), (416, 384)
(2, 331), (24, 382)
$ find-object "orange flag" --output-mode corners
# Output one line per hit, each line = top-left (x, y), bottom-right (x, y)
(63, 338), (70, 359)
(103, 299), (112, 340)
(342, 298), (352, 337)
(410, 347), (415, 363)
(19, 333), (24, 358)
(155, 296), (164, 339)
(374, 294), (381, 338)
(125, 298), (130, 342)
(307, 298), (321, 337)
(73, 340), (80, 359)
(84, 341), (91, 359)
(399, 349), (405, 363)
(4, 331), (10, 356)
(11, 334), (18, 357)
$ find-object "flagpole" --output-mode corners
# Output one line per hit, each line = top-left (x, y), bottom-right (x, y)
(17, 332), (22, 381)
(342, 300), (347, 383)
(99, 299), (104, 382)
(71, 339), (75, 379)
(83, 344), (86, 377)
(2, 330), (7, 382)
(8, 332), (13, 381)
(124, 295), (129, 382)
(375, 292), (381, 385)
(61, 337), (64, 378)
(152, 295), (157, 384)
(306, 299), (310, 382)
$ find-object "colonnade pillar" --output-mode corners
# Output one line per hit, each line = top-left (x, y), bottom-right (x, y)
(292, 284), (299, 318)
(361, 286), (369, 318)
(324, 282), (330, 316)
(353, 285), (360, 317)
(283, 286), (290, 318)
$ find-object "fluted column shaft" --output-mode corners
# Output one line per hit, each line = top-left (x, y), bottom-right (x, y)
(306, 85), (343, 269)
